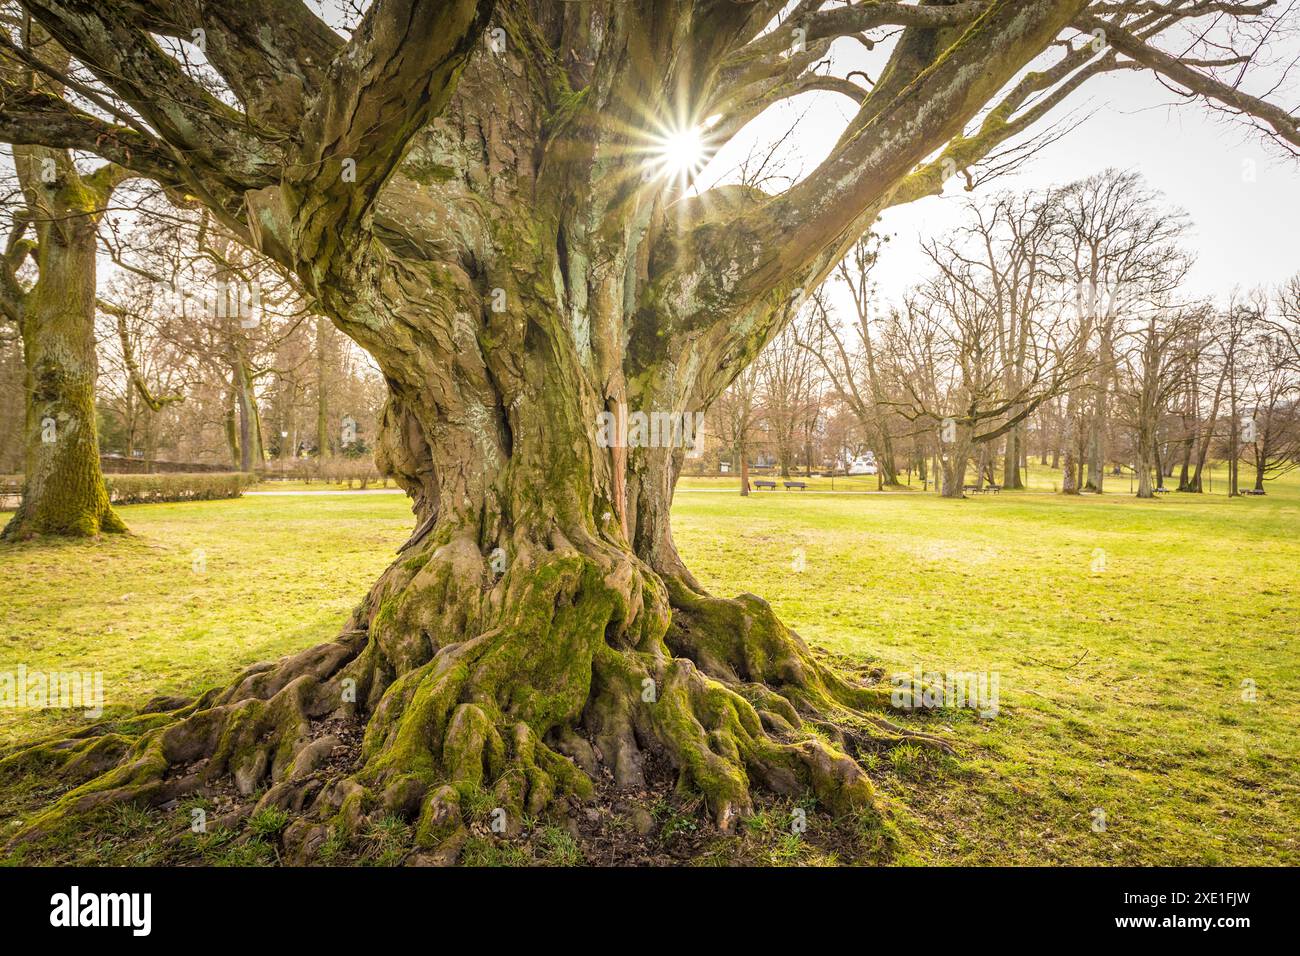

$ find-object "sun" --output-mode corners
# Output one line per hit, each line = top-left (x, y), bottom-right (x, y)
(644, 115), (719, 187)
(655, 125), (706, 177)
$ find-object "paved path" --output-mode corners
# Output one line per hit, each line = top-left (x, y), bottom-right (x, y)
(245, 489), (404, 496)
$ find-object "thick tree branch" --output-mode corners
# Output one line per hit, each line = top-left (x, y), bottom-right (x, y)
(120, 0), (342, 131)
(0, 81), (190, 190)
(737, 0), (1093, 299)
(20, 0), (281, 191)
(276, 0), (492, 280)
(1077, 12), (1300, 149)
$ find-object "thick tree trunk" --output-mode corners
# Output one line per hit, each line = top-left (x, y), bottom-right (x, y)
(876, 425), (902, 487)
(7, 267), (935, 859)
(233, 359), (263, 473)
(2, 147), (122, 540)
(1060, 385), (1082, 494)
(1002, 427), (1024, 489)
(1177, 436), (1193, 491)
(315, 317), (330, 460)
(1135, 420), (1156, 499)
(939, 428), (972, 498)
(972, 445), (986, 492)
(1083, 410), (1104, 493)
(1083, 332), (1113, 494)
(223, 388), (241, 468)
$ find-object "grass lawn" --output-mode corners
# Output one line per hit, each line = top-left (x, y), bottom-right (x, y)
(0, 495), (412, 746)
(1, 470), (1296, 865)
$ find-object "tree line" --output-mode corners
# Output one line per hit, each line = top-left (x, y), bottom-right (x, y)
(0, 181), (386, 480)
(716, 170), (1300, 499)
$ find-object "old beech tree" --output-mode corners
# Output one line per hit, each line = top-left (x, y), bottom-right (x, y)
(0, 28), (127, 538)
(1, 0), (1296, 855)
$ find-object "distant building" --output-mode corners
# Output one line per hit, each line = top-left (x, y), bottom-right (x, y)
(845, 451), (877, 476)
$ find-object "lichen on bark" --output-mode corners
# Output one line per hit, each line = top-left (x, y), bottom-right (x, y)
(0, 0), (1100, 859)
(1, 142), (125, 540)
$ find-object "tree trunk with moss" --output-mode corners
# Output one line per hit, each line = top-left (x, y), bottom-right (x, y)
(222, 385), (241, 468)
(1002, 427), (1024, 490)
(8, 0), (1209, 858)
(1, 145), (123, 540)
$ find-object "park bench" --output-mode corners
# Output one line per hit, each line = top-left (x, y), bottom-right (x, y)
(962, 484), (1000, 494)
(784, 480), (807, 490)
(753, 479), (777, 490)
(1154, 487), (1171, 493)
(1241, 488), (1266, 496)
(1, 477), (20, 507)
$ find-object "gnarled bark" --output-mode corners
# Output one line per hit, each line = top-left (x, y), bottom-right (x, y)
(5, 0), (1290, 861)
(1, 145), (123, 539)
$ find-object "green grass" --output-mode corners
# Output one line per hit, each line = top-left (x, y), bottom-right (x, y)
(1, 470), (1296, 865)
(673, 465), (1300, 865)
(0, 493), (411, 745)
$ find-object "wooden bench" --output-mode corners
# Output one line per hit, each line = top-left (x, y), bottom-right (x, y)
(753, 479), (777, 490)
(783, 480), (807, 490)
(1241, 488), (1266, 496)
(962, 484), (1000, 494)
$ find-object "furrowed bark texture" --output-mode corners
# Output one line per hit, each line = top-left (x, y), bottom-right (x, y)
(3, 0), (1098, 857)
(2, 146), (122, 539)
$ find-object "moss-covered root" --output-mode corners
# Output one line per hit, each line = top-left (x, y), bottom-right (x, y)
(281, 552), (636, 861)
(4, 541), (930, 859)
(664, 579), (957, 759)
(586, 643), (876, 830)
(2, 631), (368, 848)
(663, 575), (895, 715)
(284, 625), (878, 859)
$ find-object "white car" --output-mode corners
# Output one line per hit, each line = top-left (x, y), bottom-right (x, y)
(846, 456), (878, 476)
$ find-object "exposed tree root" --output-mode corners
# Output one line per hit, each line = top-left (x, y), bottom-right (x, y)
(2, 537), (949, 862)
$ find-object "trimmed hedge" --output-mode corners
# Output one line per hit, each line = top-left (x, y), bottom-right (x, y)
(267, 460), (388, 488)
(104, 472), (255, 505)
(317, 459), (386, 488)
(2, 472), (254, 509)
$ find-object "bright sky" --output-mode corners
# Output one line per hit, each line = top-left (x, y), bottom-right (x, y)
(697, 34), (1300, 310)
